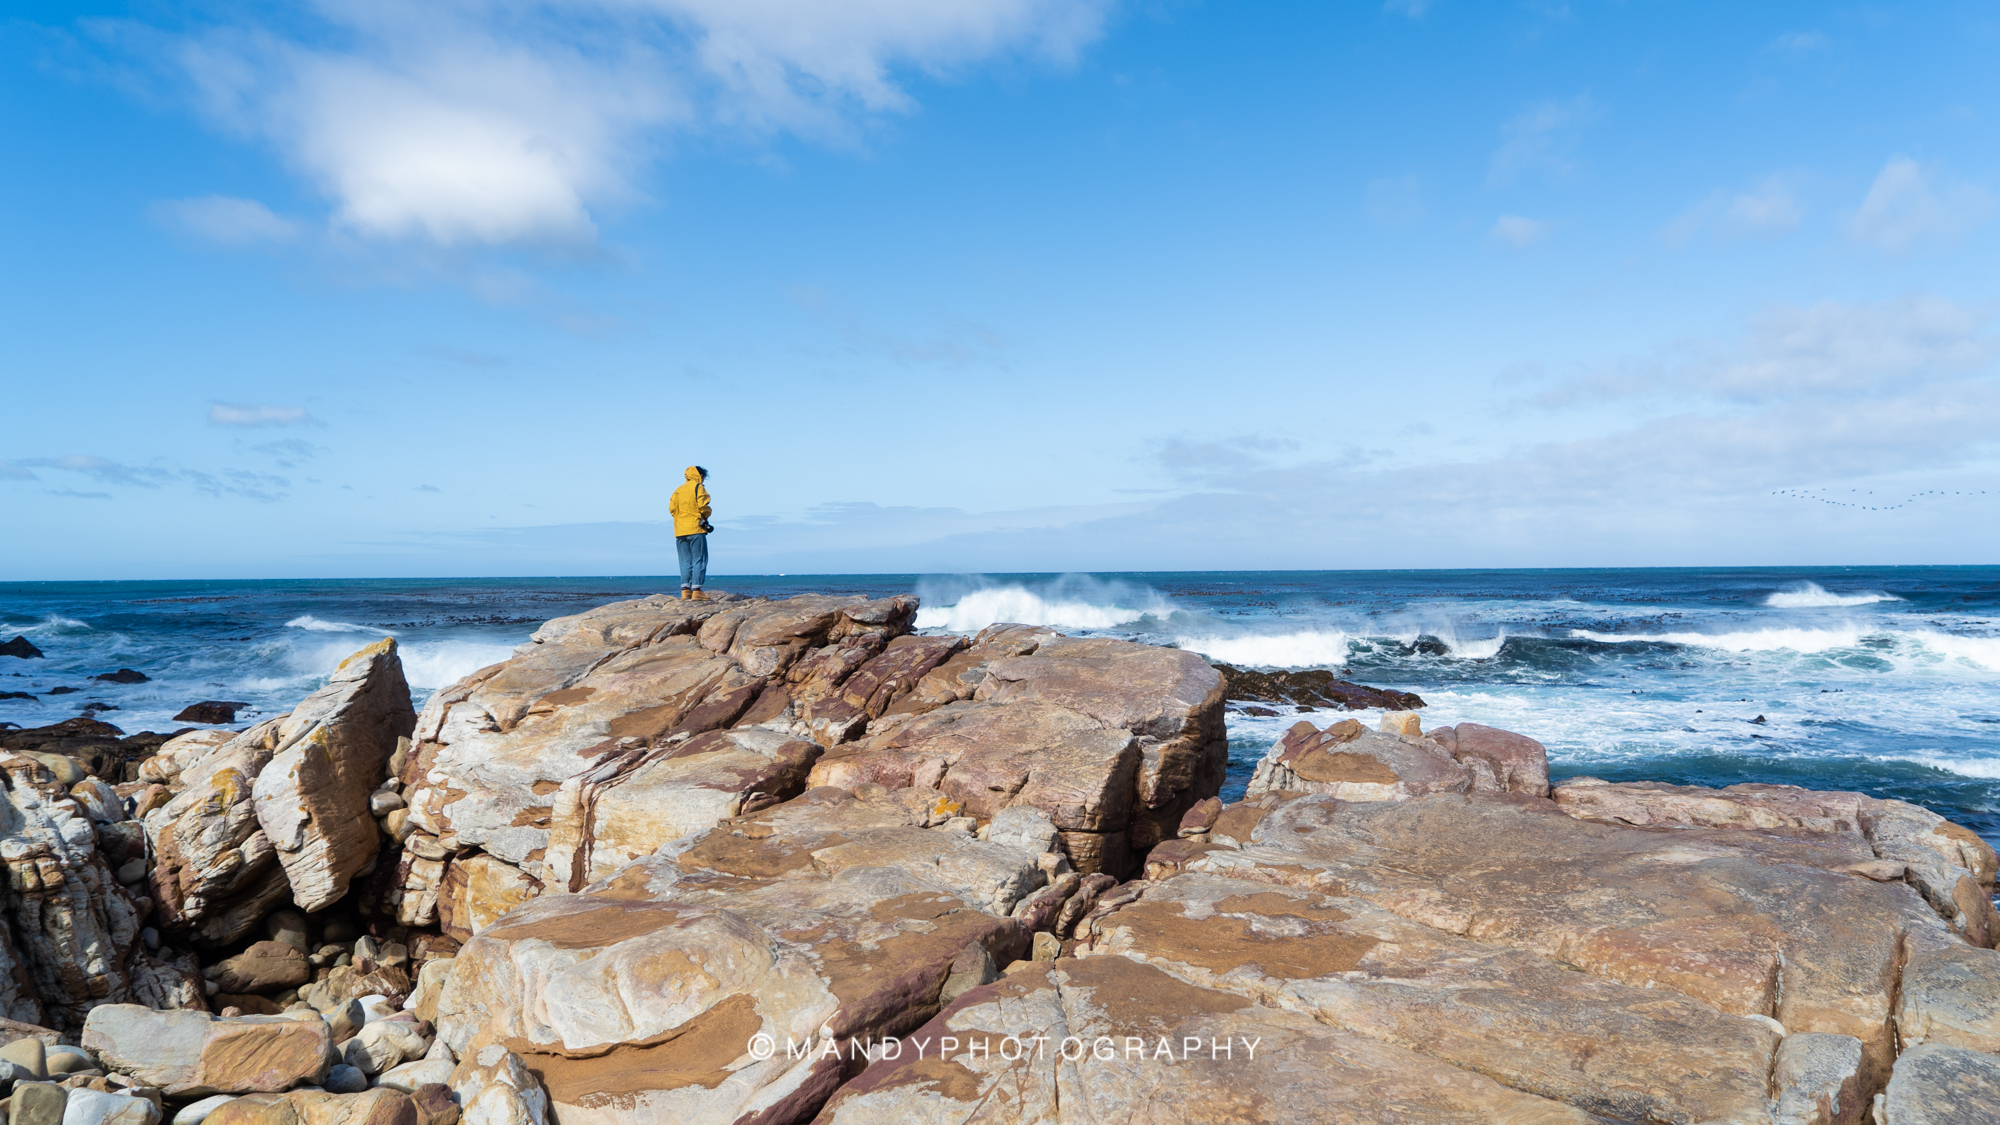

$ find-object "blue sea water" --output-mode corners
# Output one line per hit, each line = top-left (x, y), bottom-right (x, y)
(3, 568), (1997, 843)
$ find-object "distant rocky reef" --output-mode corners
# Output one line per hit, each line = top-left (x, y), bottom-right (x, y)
(0, 592), (1994, 1124)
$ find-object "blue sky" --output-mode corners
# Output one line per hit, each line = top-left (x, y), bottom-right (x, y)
(5, 1), (1999, 579)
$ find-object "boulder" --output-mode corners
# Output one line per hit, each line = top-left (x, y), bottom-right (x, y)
(448, 1047), (547, 1125)
(11, 1083), (68, 1125)
(1427, 722), (1551, 796)
(143, 715), (297, 947)
(1211, 663), (1426, 711)
(92, 670), (150, 685)
(1, 636), (44, 659)
(250, 639), (416, 912)
(81, 1005), (331, 1096)
(149, 639), (414, 943)
(172, 704), (245, 726)
(209, 943), (311, 995)
(54, 1088), (163, 1125)
(0, 753), (145, 1030)
(1772, 1033), (1868, 1125)
(1244, 720), (1471, 802)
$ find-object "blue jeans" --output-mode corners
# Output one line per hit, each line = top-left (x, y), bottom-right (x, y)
(676, 534), (708, 589)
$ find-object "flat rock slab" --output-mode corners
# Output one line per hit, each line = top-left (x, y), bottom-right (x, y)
(437, 861), (1028, 1125)
(82, 1005), (331, 1096)
(814, 956), (1605, 1124)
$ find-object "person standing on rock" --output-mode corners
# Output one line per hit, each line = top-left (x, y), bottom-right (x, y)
(671, 465), (713, 600)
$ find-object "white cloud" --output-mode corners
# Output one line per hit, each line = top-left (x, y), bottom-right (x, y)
(152, 195), (300, 244)
(1844, 156), (1994, 251)
(1490, 214), (1551, 247)
(147, 0), (1111, 248)
(209, 403), (315, 426)
(1488, 95), (1599, 187)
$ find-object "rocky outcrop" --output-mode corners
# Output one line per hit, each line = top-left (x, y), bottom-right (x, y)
(1245, 715), (1549, 802)
(0, 635), (44, 659)
(0, 751), (145, 1030)
(400, 597), (1226, 916)
(7, 591), (1998, 1123)
(1213, 664), (1425, 711)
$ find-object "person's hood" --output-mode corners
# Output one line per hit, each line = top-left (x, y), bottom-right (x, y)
(684, 466), (703, 482)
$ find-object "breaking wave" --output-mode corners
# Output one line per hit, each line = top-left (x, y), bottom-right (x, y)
(1569, 626), (1865, 653)
(914, 585), (1154, 632)
(283, 615), (396, 635)
(1765, 582), (1901, 609)
(1173, 629), (1354, 668)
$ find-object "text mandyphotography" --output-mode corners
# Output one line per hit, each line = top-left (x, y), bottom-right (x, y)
(747, 1033), (1265, 1065)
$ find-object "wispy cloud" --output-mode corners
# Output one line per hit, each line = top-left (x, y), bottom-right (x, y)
(1664, 175), (1804, 244)
(20, 455), (177, 488)
(1529, 296), (1993, 408)
(210, 403), (316, 427)
(151, 195), (299, 245)
(0, 462), (36, 480)
(118, 0), (1112, 249)
(1844, 156), (1994, 251)
(1490, 214), (1551, 247)
(45, 488), (113, 500)
(1488, 95), (1600, 187)
(1148, 434), (1301, 483)
(20, 453), (295, 502)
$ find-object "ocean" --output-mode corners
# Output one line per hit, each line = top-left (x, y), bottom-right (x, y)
(3, 567), (1996, 843)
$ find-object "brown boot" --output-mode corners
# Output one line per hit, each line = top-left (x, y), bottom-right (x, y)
(680, 588), (691, 600)
(689, 589), (710, 602)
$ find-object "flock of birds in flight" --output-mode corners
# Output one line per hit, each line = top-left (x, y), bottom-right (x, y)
(1770, 488), (1988, 512)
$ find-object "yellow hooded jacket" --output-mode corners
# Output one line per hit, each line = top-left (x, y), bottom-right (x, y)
(670, 467), (712, 537)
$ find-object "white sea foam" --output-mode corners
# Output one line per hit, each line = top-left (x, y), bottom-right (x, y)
(914, 587), (1150, 632)
(284, 615), (397, 635)
(1870, 752), (2000, 780)
(1173, 630), (1354, 669)
(1570, 626), (1866, 654)
(1765, 582), (1901, 609)
(399, 640), (519, 691)
(1908, 632), (2000, 671)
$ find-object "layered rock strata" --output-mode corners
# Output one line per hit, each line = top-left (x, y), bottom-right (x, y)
(4, 592), (1999, 1124)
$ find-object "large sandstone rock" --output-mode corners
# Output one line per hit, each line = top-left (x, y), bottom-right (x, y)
(433, 786), (1045, 1124)
(1554, 778), (2000, 946)
(82, 1004), (331, 1095)
(401, 595), (916, 888)
(250, 638), (416, 911)
(1245, 719), (1471, 801)
(0, 751), (145, 1030)
(400, 599), (1223, 914)
(815, 956), (1602, 1124)
(147, 639), (414, 944)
